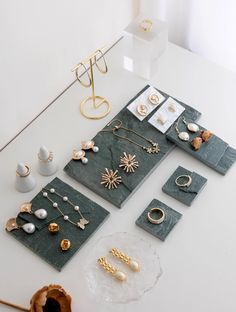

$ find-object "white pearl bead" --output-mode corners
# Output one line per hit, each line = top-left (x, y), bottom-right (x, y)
(63, 196), (68, 202)
(64, 215), (69, 220)
(22, 223), (35, 234)
(93, 146), (99, 153)
(74, 206), (79, 211)
(187, 123), (199, 133)
(43, 192), (48, 197)
(82, 157), (88, 164)
(114, 271), (126, 282)
(53, 202), (58, 208)
(178, 131), (189, 141)
(34, 209), (47, 220)
(129, 260), (140, 272)
(50, 188), (55, 193)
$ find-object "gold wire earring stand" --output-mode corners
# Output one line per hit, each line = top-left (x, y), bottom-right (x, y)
(72, 47), (111, 120)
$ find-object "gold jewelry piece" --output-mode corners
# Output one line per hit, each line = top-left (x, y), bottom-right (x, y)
(38, 151), (53, 162)
(98, 257), (126, 282)
(110, 248), (140, 272)
(201, 130), (213, 142)
(157, 114), (167, 125)
(72, 149), (88, 164)
(75, 62), (92, 87)
(191, 137), (202, 150)
(140, 19), (153, 32)
(136, 104), (148, 116)
(42, 188), (89, 230)
(182, 117), (199, 133)
(48, 222), (60, 233)
(119, 152), (139, 173)
(149, 93), (159, 105)
(175, 119), (190, 141)
(175, 175), (192, 187)
(20, 202), (47, 220)
(16, 165), (31, 177)
(101, 119), (160, 154)
(94, 49), (108, 74)
(101, 168), (122, 189)
(81, 140), (99, 153)
(147, 208), (165, 224)
(5, 218), (35, 234)
(60, 239), (71, 251)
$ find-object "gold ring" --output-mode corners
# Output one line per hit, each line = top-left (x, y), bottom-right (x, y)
(38, 151), (53, 162)
(140, 19), (153, 32)
(16, 165), (31, 177)
(175, 175), (192, 187)
(147, 208), (165, 224)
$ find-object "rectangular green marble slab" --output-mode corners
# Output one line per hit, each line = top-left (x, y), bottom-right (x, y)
(64, 85), (201, 208)
(6, 177), (110, 271)
(166, 120), (236, 175)
(162, 166), (207, 206)
(136, 199), (182, 241)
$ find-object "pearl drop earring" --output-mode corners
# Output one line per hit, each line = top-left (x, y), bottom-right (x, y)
(6, 218), (35, 234)
(72, 149), (88, 164)
(20, 202), (47, 219)
(81, 140), (99, 153)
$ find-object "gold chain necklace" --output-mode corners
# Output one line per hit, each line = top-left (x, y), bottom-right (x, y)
(100, 119), (160, 154)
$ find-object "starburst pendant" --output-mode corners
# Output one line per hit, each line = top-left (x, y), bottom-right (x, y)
(119, 152), (139, 173)
(101, 168), (122, 189)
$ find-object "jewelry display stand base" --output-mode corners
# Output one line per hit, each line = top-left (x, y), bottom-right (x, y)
(64, 85), (201, 208)
(136, 199), (182, 241)
(7, 177), (110, 271)
(166, 120), (236, 175)
(162, 166), (207, 206)
(84, 232), (162, 304)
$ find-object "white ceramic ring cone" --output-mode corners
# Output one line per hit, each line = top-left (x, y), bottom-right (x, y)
(37, 145), (58, 176)
(15, 163), (36, 193)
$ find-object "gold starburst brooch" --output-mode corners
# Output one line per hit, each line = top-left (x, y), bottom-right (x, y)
(101, 168), (122, 189)
(119, 152), (139, 173)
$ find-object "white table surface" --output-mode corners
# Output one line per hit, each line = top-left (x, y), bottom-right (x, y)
(1, 41), (236, 312)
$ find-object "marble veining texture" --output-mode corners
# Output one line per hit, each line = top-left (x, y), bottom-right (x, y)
(64, 85), (201, 208)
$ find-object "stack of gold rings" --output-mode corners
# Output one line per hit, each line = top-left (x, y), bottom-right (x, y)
(147, 208), (165, 225)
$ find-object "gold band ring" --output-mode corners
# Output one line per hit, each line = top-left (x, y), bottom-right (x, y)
(16, 165), (31, 178)
(175, 175), (192, 187)
(147, 208), (165, 224)
(140, 19), (153, 32)
(38, 151), (53, 162)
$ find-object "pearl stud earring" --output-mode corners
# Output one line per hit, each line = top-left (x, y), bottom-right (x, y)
(81, 140), (99, 153)
(72, 149), (88, 164)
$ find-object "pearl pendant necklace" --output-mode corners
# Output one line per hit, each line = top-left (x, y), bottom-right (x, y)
(42, 188), (89, 230)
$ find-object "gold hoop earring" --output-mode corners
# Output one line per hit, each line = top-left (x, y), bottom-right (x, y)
(75, 62), (91, 87)
(94, 50), (108, 74)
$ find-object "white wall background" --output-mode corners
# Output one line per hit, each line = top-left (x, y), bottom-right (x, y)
(0, 0), (137, 149)
(140, 0), (236, 73)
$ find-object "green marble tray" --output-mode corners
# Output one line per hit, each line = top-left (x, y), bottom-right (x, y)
(136, 199), (182, 241)
(162, 166), (207, 206)
(6, 177), (110, 271)
(64, 85), (201, 208)
(166, 119), (236, 175)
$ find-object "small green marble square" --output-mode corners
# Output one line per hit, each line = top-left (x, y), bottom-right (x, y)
(7, 177), (110, 271)
(136, 199), (182, 241)
(162, 166), (207, 206)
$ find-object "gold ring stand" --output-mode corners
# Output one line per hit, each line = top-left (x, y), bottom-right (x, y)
(72, 47), (111, 120)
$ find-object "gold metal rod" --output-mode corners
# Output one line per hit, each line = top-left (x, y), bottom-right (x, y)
(0, 299), (29, 312)
(89, 58), (96, 107)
